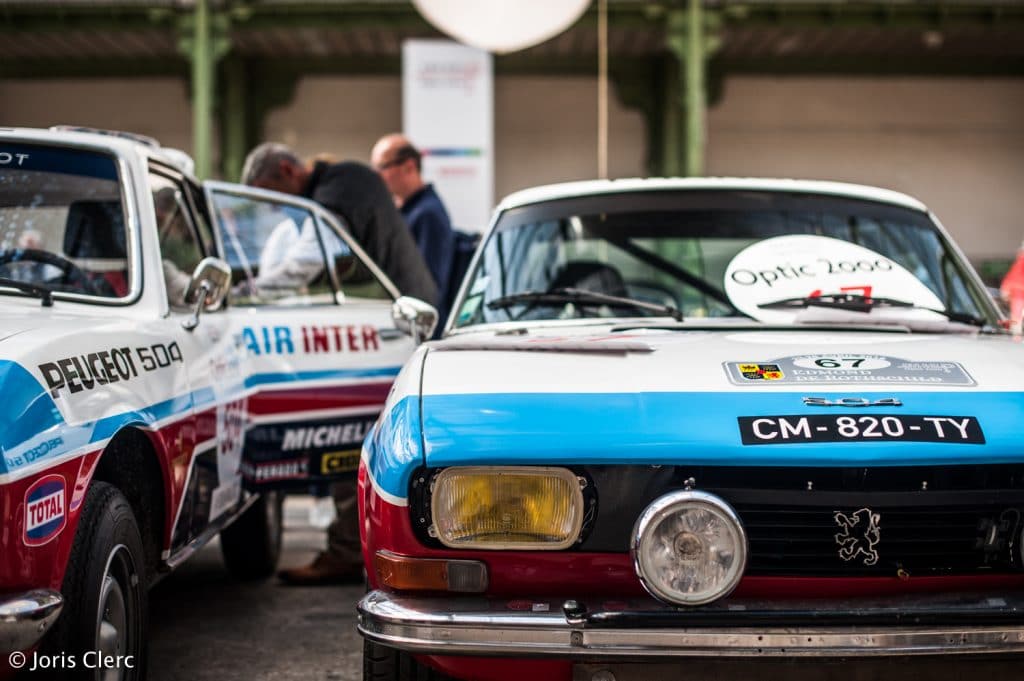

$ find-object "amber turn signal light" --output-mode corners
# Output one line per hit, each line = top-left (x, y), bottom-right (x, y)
(374, 551), (488, 593)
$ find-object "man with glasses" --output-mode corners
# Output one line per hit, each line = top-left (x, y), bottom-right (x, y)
(371, 134), (455, 328)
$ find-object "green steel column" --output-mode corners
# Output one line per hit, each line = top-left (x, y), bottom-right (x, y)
(191, 0), (213, 179)
(660, 55), (682, 177)
(684, 0), (705, 177)
(222, 57), (247, 182)
(179, 3), (232, 179)
(665, 1), (712, 177)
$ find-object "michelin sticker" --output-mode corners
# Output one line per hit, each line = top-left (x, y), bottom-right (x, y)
(724, 235), (947, 324)
(725, 354), (975, 386)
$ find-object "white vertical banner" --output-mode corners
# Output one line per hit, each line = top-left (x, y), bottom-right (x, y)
(403, 39), (493, 232)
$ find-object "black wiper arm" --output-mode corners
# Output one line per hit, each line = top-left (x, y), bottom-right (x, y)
(487, 287), (684, 321)
(0, 276), (53, 307)
(758, 293), (985, 327)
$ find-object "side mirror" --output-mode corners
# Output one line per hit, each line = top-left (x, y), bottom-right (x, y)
(391, 296), (439, 344)
(183, 257), (231, 331)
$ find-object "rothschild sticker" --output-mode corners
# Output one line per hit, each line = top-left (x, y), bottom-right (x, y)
(725, 354), (975, 386)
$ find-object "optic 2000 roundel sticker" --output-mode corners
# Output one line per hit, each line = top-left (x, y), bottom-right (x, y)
(723, 235), (946, 324)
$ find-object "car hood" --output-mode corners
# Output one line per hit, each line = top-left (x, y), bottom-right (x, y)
(0, 311), (47, 344)
(0, 308), (135, 350)
(0, 307), (147, 469)
(418, 326), (1024, 469)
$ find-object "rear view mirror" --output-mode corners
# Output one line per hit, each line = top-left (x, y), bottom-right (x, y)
(391, 296), (439, 344)
(183, 257), (231, 330)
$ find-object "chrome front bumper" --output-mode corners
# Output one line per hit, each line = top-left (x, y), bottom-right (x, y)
(0, 589), (63, 654)
(358, 590), (1024, 657)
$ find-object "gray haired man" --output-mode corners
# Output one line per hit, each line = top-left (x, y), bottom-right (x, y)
(241, 143), (437, 585)
(241, 142), (438, 306)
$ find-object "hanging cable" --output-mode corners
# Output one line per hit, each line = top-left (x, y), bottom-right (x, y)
(598, 0), (609, 179)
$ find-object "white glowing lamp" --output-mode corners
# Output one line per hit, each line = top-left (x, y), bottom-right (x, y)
(413, 0), (591, 54)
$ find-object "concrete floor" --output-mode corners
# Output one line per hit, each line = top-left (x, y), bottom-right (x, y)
(149, 496), (364, 681)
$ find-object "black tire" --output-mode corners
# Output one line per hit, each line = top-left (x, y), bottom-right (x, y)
(42, 481), (147, 680)
(363, 640), (456, 681)
(219, 492), (283, 580)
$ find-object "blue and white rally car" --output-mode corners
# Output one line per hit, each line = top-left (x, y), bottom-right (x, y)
(357, 178), (1021, 681)
(0, 127), (434, 677)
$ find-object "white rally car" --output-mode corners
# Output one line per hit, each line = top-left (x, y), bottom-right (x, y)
(357, 178), (1022, 681)
(0, 127), (435, 675)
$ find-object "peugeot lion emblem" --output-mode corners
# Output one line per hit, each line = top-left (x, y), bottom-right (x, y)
(833, 508), (881, 565)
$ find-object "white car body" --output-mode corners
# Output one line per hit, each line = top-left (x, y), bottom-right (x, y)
(0, 127), (426, 663)
(358, 178), (1023, 681)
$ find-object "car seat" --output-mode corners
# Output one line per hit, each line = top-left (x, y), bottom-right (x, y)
(63, 200), (128, 296)
(548, 260), (628, 298)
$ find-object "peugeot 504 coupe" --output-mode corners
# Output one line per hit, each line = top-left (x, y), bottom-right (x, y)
(357, 178), (1021, 681)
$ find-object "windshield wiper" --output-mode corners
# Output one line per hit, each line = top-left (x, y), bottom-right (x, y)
(0, 277), (53, 307)
(758, 293), (986, 327)
(487, 287), (684, 321)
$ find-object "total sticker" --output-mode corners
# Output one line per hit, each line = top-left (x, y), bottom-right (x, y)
(24, 474), (67, 547)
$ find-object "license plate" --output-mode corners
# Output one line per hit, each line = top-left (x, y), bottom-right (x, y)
(738, 414), (984, 445)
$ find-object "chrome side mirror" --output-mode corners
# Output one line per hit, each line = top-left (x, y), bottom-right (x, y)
(183, 257), (231, 331)
(391, 296), (439, 344)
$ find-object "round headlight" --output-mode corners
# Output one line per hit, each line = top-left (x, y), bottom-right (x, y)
(631, 490), (747, 606)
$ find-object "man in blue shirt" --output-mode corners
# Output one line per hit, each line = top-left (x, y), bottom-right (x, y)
(371, 134), (455, 328)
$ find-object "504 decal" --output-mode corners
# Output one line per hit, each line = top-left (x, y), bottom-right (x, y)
(38, 342), (183, 398)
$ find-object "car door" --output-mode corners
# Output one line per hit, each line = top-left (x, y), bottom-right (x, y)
(202, 181), (416, 491)
(147, 166), (248, 554)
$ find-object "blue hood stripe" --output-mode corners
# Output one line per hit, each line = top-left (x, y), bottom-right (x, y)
(364, 395), (423, 503)
(0, 361), (63, 460)
(366, 390), (1024, 501)
(2, 362), (401, 476)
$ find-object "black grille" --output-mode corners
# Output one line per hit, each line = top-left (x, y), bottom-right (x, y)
(574, 464), (1024, 576)
(737, 504), (1024, 576)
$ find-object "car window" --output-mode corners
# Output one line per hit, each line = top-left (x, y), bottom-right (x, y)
(149, 172), (204, 310)
(184, 180), (216, 256)
(207, 186), (395, 306)
(320, 212), (392, 302)
(455, 191), (994, 328)
(209, 190), (338, 307)
(0, 142), (131, 300)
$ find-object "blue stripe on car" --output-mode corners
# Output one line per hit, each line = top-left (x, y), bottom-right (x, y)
(243, 367), (400, 389)
(1, 363), (402, 475)
(364, 395), (424, 502)
(0, 361), (63, 460)
(365, 390), (1024, 501)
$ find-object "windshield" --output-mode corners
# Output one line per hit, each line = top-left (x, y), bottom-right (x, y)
(0, 143), (130, 301)
(453, 190), (993, 329)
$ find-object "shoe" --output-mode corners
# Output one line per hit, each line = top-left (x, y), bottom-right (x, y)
(277, 552), (364, 585)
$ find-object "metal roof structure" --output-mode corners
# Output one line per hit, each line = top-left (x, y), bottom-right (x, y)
(2, 1), (1023, 67)
(3, 0), (1021, 180)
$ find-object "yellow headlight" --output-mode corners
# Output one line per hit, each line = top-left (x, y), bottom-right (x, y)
(430, 467), (584, 550)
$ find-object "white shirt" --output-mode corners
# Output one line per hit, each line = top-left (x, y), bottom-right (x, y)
(254, 216), (345, 292)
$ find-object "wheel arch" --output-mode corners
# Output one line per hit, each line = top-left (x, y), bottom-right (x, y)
(90, 426), (169, 585)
